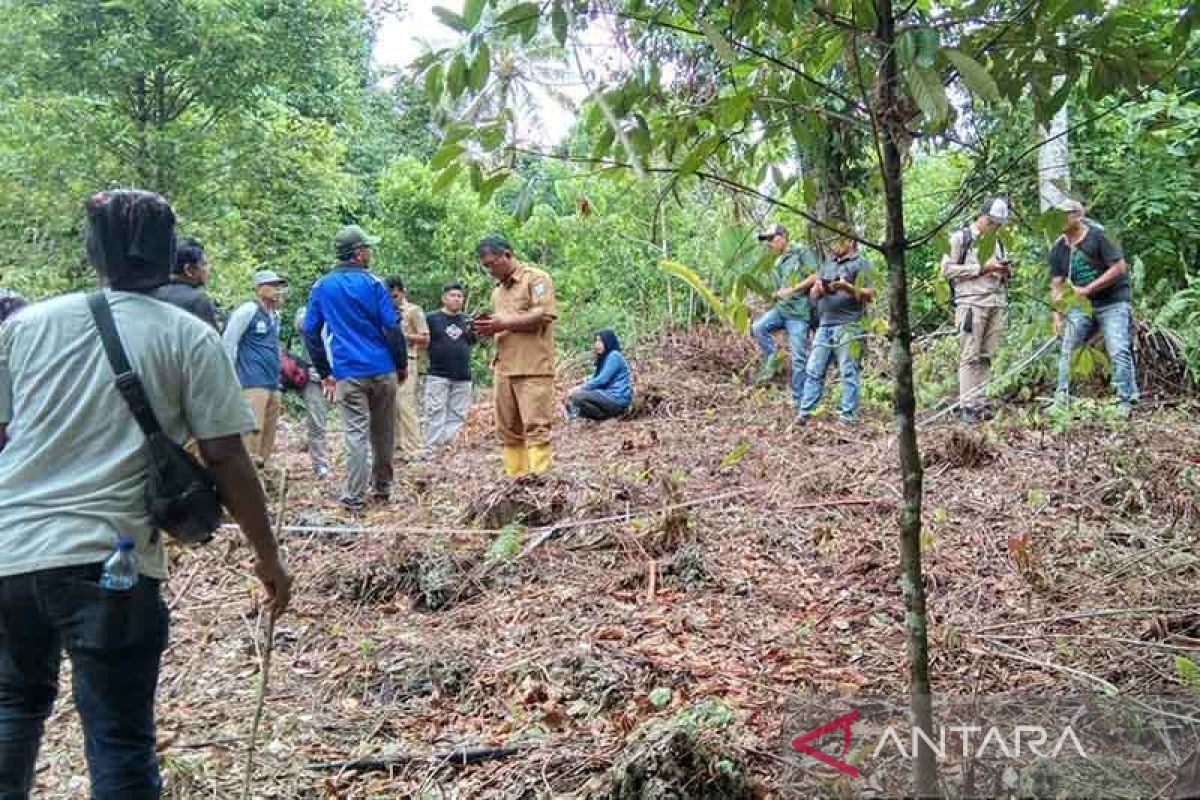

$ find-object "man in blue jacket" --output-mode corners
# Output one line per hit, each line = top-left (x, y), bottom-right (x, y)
(304, 225), (407, 510)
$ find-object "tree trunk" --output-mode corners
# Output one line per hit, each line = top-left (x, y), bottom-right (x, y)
(1037, 80), (1070, 212)
(875, 0), (937, 796)
(133, 73), (151, 189)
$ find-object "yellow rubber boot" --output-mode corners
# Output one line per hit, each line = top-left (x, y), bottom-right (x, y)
(501, 445), (530, 477)
(527, 443), (552, 475)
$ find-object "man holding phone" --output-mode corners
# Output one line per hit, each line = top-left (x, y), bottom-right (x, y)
(941, 197), (1011, 422)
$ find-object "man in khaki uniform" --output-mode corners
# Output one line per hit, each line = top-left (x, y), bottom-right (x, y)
(386, 277), (430, 460)
(472, 234), (557, 477)
(941, 198), (1011, 422)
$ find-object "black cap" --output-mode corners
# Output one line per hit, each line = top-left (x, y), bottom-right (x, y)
(442, 281), (464, 293)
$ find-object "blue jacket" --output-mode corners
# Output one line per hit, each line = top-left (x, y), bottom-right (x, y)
(584, 350), (632, 408)
(303, 263), (406, 381)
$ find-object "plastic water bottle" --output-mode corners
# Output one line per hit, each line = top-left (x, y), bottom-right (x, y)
(99, 536), (140, 590)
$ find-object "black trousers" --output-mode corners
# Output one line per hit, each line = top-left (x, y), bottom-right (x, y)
(568, 389), (627, 421)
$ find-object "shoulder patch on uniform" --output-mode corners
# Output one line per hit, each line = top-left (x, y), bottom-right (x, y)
(532, 281), (547, 300)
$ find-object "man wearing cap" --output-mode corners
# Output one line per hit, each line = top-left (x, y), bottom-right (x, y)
(304, 225), (408, 509)
(940, 198), (1012, 422)
(153, 237), (219, 329)
(385, 276), (430, 461)
(223, 269), (287, 466)
(750, 222), (819, 406)
(472, 234), (557, 477)
(1049, 199), (1139, 411)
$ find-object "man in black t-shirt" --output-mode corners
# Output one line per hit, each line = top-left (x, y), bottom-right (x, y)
(153, 237), (219, 329)
(424, 282), (476, 452)
(1048, 199), (1139, 410)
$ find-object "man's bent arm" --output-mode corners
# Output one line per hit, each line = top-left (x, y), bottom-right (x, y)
(1082, 259), (1127, 295)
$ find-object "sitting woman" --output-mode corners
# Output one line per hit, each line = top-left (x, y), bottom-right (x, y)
(566, 329), (633, 421)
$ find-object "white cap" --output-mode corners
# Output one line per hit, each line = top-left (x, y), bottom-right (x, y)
(983, 197), (1009, 225)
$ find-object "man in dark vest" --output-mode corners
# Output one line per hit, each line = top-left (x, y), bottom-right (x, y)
(223, 270), (287, 467)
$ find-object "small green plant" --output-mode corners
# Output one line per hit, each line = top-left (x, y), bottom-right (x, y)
(486, 524), (523, 563)
(1176, 655), (1200, 694)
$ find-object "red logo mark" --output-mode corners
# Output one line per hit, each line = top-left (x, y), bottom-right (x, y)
(790, 709), (860, 778)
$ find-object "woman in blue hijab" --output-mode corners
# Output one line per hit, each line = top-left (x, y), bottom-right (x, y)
(566, 329), (632, 420)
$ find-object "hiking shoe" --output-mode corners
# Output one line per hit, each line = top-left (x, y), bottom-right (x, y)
(371, 484), (391, 502)
(339, 496), (365, 511)
(838, 414), (857, 425)
(960, 407), (982, 424)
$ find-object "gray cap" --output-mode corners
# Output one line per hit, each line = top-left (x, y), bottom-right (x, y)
(982, 197), (1010, 224)
(757, 222), (788, 241)
(1059, 198), (1085, 214)
(252, 269), (287, 287)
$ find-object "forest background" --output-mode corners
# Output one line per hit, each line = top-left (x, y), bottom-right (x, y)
(1, 0), (1198, 401)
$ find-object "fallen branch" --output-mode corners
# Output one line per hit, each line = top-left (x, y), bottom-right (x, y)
(308, 745), (523, 772)
(972, 606), (1188, 634)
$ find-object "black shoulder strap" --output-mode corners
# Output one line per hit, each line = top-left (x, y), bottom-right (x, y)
(86, 291), (164, 437)
(955, 226), (974, 265)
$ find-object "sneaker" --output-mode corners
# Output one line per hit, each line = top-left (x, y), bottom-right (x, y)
(314, 466), (331, 480)
(793, 413), (810, 427)
(339, 496), (365, 511)
(959, 407), (982, 424)
(838, 414), (857, 425)
(371, 484), (391, 502)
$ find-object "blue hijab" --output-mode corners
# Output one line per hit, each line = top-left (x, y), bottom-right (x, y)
(593, 329), (621, 375)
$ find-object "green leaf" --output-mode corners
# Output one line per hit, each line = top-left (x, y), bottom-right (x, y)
(446, 54), (467, 100)
(943, 49), (1000, 103)
(915, 27), (939, 68)
(677, 134), (721, 178)
(660, 259), (727, 321)
(433, 163), (463, 193)
(513, 180), (536, 223)
(720, 438), (751, 468)
(469, 161), (483, 191)
(497, 2), (540, 26)
(906, 66), (949, 126)
(551, 1), (569, 46)
(478, 171), (511, 205)
(462, 0), (486, 28)
(430, 142), (464, 170)
(1176, 655), (1200, 694)
(423, 63), (444, 101)
(699, 20), (737, 64)
(897, 30), (916, 66)
(478, 123), (506, 150)
(629, 114), (651, 156)
(1040, 208), (1068, 239)
(432, 6), (469, 32)
(649, 687), (673, 708)
(468, 43), (490, 92)
(975, 230), (996, 264)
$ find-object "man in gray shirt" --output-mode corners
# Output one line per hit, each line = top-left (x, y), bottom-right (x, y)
(797, 234), (874, 424)
(0, 189), (291, 798)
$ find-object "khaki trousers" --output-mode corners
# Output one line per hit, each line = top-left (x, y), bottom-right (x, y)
(394, 367), (423, 458)
(242, 388), (281, 466)
(493, 374), (553, 447)
(957, 305), (1007, 412)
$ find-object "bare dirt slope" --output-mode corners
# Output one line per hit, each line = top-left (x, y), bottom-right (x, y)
(37, 329), (1200, 799)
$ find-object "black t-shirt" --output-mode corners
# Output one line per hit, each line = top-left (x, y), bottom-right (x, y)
(1048, 225), (1129, 308)
(426, 310), (475, 381)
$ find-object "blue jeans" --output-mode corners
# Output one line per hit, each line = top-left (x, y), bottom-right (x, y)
(751, 307), (810, 406)
(1056, 301), (1139, 405)
(799, 323), (862, 420)
(0, 564), (168, 799)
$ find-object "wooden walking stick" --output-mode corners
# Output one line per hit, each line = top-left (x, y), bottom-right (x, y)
(242, 466), (288, 800)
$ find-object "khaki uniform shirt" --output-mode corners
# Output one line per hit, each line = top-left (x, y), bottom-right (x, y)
(401, 300), (428, 365)
(492, 262), (557, 377)
(940, 223), (1007, 309)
